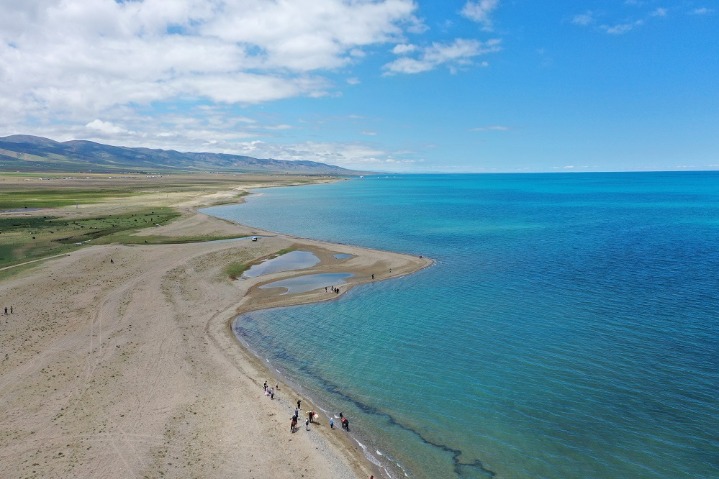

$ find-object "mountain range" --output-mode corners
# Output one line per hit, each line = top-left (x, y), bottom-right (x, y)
(0, 135), (361, 175)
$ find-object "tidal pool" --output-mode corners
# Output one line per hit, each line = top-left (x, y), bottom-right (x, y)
(243, 250), (320, 278)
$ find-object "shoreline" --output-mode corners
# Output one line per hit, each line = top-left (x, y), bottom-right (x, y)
(227, 238), (433, 479)
(0, 182), (431, 478)
(220, 216), (433, 479)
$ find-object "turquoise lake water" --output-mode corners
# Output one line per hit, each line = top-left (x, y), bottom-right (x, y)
(203, 173), (719, 479)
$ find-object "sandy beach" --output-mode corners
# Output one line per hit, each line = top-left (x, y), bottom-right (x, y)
(0, 183), (430, 479)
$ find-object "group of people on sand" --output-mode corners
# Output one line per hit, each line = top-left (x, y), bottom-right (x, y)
(285, 396), (351, 435)
(329, 412), (349, 431)
(3, 306), (13, 315)
(263, 380), (276, 400)
(324, 286), (341, 294)
(290, 399), (319, 433)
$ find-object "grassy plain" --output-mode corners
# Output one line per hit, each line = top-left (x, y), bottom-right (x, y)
(0, 172), (326, 271)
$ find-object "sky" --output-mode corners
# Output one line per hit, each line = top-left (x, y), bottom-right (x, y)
(0, 0), (717, 173)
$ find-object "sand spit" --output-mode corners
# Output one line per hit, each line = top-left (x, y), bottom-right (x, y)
(0, 208), (430, 479)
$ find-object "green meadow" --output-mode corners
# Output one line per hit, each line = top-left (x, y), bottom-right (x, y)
(0, 207), (183, 270)
(0, 175), (256, 271)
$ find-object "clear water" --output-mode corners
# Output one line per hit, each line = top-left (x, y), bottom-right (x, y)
(242, 250), (320, 278)
(203, 173), (719, 479)
(259, 272), (353, 295)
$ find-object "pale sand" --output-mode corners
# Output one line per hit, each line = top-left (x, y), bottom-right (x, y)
(0, 195), (430, 478)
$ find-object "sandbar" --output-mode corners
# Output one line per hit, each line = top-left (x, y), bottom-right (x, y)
(0, 180), (431, 478)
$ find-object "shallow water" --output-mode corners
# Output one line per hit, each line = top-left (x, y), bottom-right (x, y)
(259, 272), (353, 295)
(242, 250), (320, 278)
(205, 172), (719, 479)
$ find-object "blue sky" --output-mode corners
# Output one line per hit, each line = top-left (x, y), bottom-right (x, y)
(0, 0), (717, 172)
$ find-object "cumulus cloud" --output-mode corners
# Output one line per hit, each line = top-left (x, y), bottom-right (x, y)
(85, 119), (129, 135)
(461, 0), (500, 30)
(0, 0), (419, 120)
(392, 43), (418, 54)
(384, 38), (501, 75)
(0, 0), (504, 171)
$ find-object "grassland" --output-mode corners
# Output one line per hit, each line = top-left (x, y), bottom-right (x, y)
(0, 172), (331, 271)
(0, 208), (179, 268)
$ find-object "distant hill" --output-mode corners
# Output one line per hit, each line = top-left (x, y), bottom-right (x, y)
(0, 135), (361, 175)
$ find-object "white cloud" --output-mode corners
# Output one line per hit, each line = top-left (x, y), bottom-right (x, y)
(461, 0), (499, 30)
(384, 38), (501, 75)
(571, 11), (595, 26)
(392, 43), (417, 54)
(0, 0), (513, 171)
(85, 119), (129, 135)
(0, 0), (420, 123)
(601, 19), (644, 34)
(200, 0), (418, 71)
(3, 101), (422, 171)
(228, 140), (415, 170)
(471, 125), (510, 132)
(573, 5), (677, 34)
(689, 7), (713, 15)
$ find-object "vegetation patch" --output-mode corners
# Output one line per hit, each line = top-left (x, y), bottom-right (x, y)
(0, 208), (180, 269)
(0, 188), (138, 209)
(224, 262), (250, 280)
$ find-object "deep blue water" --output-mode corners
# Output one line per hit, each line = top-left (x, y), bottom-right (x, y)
(203, 173), (719, 479)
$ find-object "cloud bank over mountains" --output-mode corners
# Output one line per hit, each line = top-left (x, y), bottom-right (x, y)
(0, 0), (501, 170)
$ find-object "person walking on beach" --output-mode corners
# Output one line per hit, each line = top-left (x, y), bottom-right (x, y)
(330, 417), (334, 429)
(263, 380), (267, 392)
(297, 399), (301, 410)
(305, 417), (310, 431)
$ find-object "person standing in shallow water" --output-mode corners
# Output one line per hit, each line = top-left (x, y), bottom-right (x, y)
(297, 399), (301, 409)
